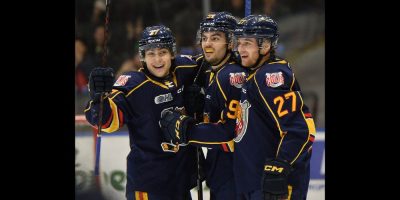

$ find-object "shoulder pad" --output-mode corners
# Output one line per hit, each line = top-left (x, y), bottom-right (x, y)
(174, 55), (197, 66)
(113, 71), (147, 90)
(217, 64), (247, 89)
(193, 54), (204, 61)
(257, 62), (293, 89)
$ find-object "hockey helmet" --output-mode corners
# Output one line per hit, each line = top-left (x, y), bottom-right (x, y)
(234, 15), (279, 48)
(199, 12), (237, 43)
(139, 25), (177, 61)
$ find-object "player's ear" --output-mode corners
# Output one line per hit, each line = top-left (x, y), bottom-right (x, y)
(260, 40), (271, 55)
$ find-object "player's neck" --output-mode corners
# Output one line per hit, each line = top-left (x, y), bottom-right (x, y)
(211, 52), (231, 71)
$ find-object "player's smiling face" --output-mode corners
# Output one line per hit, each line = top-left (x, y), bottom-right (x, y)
(144, 48), (173, 78)
(237, 37), (260, 67)
(201, 31), (228, 65)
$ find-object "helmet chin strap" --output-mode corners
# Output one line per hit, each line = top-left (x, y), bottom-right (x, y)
(249, 48), (270, 70)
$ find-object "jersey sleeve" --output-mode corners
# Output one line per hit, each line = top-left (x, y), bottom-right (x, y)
(187, 64), (246, 152)
(254, 62), (316, 165)
(84, 72), (146, 133)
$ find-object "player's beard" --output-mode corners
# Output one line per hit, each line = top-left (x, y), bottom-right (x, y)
(204, 47), (226, 66)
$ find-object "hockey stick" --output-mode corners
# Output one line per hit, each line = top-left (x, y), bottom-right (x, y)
(94, 0), (111, 177)
(192, 58), (205, 200)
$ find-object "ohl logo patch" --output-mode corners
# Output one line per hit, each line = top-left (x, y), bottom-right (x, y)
(265, 72), (284, 88)
(114, 75), (131, 86)
(229, 72), (246, 88)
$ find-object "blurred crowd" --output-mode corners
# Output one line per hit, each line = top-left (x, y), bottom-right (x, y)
(75, 0), (324, 126)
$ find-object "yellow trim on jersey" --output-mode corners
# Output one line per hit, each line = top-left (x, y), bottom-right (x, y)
(110, 91), (123, 99)
(227, 140), (235, 152)
(290, 73), (295, 91)
(289, 91), (313, 165)
(102, 98), (121, 133)
(288, 185), (293, 200)
(135, 191), (148, 200)
(173, 65), (198, 73)
(276, 132), (286, 157)
(84, 100), (93, 112)
(196, 55), (204, 62)
(172, 74), (178, 86)
(246, 72), (256, 81)
(306, 118), (316, 135)
(135, 192), (139, 200)
(268, 60), (287, 65)
(145, 75), (170, 89)
(215, 67), (227, 101)
(254, 71), (284, 137)
(208, 72), (215, 86)
(126, 80), (150, 97)
(188, 140), (233, 145)
(143, 192), (149, 200)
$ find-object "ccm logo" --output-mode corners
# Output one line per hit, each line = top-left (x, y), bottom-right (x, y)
(264, 165), (284, 173)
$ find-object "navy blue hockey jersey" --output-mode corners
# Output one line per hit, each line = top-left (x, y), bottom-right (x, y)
(187, 53), (247, 190)
(234, 58), (316, 194)
(84, 56), (201, 196)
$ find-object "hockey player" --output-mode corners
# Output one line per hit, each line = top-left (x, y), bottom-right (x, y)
(85, 25), (201, 200)
(231, 15), (316, 200)
(160, 15), (316, 200)
(160, 12), (246, 200)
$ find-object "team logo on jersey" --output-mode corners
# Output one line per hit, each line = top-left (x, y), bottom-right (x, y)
(164, 81), (175, 88)
(265, 72), (284, 88)
(229, 72), (246, 88)
(234, 100), (251, 142)
(113, 75), (131, 86)
(154, 93), (173, 104)
(177, 85), (184, 94)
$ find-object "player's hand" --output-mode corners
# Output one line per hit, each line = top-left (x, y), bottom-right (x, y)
(159, 110), (195, 144)
(88, 67), (114, 103)
(262, 159), (292, 200)
(184, 84), (205, 117)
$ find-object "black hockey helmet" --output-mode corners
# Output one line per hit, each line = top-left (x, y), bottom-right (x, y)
(199, 12), (237, 43)
(138, 25), (177, 61)
(234, 15), (279, 48)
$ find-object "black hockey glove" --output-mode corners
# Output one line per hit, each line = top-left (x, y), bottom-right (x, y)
(184, 84), (205, 117)
(159, 110), (195, 144)
(262, 159), (292, 200)
(88, 67), (115, 103)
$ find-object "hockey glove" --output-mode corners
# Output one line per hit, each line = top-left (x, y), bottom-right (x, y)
(262, 159), (292, 200)
(88, 67), (115, 103)
(159, 110), (195, 144)
(184, 84), (205, 117)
